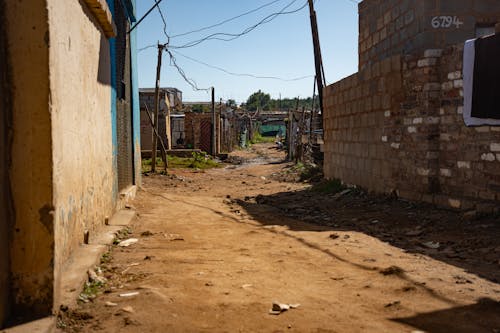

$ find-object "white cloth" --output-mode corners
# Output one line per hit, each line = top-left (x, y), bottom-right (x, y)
(462, 38), (500, 126)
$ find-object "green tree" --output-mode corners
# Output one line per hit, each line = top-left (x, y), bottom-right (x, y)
(246, 90), (271, 111)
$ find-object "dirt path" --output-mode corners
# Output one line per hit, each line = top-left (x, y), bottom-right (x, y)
(58, 143), (500, 333)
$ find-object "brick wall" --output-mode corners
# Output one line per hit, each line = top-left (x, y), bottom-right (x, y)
(184, 112), (212, 151)
(358, 0), (500, 69)
(324, 55), (403, 193)
(324, 44), (500, 212)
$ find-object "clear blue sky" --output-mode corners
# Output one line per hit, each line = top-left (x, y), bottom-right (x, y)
(136, 0), (360, 103)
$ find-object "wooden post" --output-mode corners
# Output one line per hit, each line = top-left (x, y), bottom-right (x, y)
(308, 0), (325, 118)
(218, 98), (222, 154)
(165, 95), (172, 150)
(151, 43), (165, 172)
(211, 87), (216, 156)
(144, 103), (168, 170)
(309, 77), (317, 143)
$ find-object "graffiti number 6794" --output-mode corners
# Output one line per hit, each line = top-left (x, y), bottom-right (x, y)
(431, 16), (464, 29)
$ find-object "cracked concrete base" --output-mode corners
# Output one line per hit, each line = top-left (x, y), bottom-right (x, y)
(58, 208), (136, 309)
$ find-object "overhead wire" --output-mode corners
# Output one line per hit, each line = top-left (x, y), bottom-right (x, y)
(154, 0), (170, 43)
(166, 50), (211, 92)
(172, 49), (314, 82)
(169, 0), (307, 49)
(170, 0), (285, 39)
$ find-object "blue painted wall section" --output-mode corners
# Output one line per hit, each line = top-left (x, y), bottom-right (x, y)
(106, 0), (118, 203)
(128, 0), (142, 186)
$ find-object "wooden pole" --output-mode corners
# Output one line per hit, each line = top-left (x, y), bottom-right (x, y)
(211, 87), (216, 156)
(144, 103), (168, 170)
(165, 95), (172, 150)
(309, 77), (317, 143)
(218, 98), (222, 154)
(151, 43), (165, 173)
(308, 0), (325, 118)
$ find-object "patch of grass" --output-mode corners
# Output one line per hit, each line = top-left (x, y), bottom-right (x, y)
(311, 179), (345, 193)
(142, 157), (164, 173)
(143, 153), (220, 171)
(189, 152), (219, 169)
(250, 132), (276, 144)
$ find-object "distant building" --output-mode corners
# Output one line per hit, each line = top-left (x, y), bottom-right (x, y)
(140, 88), (184, 152)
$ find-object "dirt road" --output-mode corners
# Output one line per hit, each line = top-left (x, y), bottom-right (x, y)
(58, 143), (500, 333)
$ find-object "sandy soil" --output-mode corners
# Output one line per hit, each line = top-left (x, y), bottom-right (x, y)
(58, 143), (500, 333)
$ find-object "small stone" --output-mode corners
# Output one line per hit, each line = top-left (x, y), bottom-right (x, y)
(121, 306), (134, 313)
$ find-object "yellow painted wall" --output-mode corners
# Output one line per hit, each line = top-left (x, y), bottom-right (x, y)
(5, 0), (54, 319)
(46, 0), (114, 306)
(0, 1), (12, 327)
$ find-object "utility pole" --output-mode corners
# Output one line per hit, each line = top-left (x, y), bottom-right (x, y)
(151, 43), (165, 173)
(211, 87), (216, 156)
(307, 0), (325, 118)
(218, 98), (222, 155)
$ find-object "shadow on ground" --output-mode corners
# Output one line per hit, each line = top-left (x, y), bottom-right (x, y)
(392, 298), (500, 333)
(234, 187), (500, 284)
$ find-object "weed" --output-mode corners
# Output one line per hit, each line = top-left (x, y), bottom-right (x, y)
(78, 280), (104, 303)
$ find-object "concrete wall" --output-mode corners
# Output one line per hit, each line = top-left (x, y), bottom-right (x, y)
(0, 1), (12, 327)
(4, 0), (55, 320)
(358, 0), (500, 69)
(47, 0), (115, 307)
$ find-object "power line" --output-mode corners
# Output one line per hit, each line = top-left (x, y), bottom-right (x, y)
(154, 0), (170, 43)
(128, 0), (165, 34)
(166, 50), (211, 92)
(169, 0), (307, 49)
(172, 50), (314, 82)
(170, 0), (285, 39)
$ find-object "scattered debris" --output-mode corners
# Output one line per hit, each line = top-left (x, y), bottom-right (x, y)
(119, 292), (140, 298)
(121, 306), (134, 313)
(144, 255), (153, 260)
(384, 300), (401, 308)
(332, 189), (352, 200)
(105, 301), (118, 307)
(163, 233), (185, 241)
(118, 238), (139, 247)
(88, 269), (106, 284)
(205, 282), (214, 287)
(380, 266), (404, 276)
(421, 241), (440, 249)
(453, 275), (473, 284)
(269, 302), (300, 315)
(405, 228), (424, 237)
(141, 231), (154, 237)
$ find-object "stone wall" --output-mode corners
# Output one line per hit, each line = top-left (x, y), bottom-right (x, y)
(358, 0), (500, 69)
(324, 45), (500, 212)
